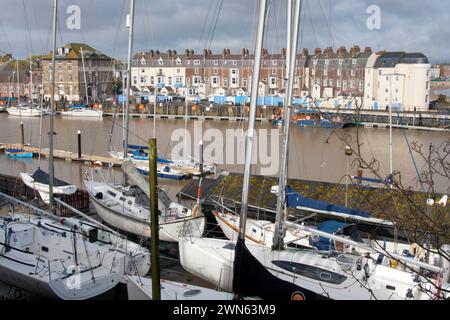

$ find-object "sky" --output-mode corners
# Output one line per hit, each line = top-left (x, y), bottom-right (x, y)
(0, 0), (448, 63)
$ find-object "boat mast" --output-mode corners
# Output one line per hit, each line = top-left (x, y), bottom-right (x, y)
(48, 0), (57, 213)
(237, 0), (267, 241)
(29, 56), (33, 103)
(81, 47), (89, 106)
(123, 0), (135, 184)
(273, 0), (302, 249)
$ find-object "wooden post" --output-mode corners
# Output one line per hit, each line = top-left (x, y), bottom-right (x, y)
(149, 138), (160, 300)
(77, 130), (82, 159)
(20, 121), (24, 146)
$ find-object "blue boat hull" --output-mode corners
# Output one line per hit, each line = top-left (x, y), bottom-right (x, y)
(6, 151), (33, 158)
(136, 167), (186, 180)
(296, 119), (343, 128)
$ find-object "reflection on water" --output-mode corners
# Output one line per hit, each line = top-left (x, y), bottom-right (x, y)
(0, 113), (448, 194)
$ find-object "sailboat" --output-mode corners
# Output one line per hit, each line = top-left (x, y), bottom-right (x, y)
(84, 1), (205, 242)
(179, 0), (450, 300)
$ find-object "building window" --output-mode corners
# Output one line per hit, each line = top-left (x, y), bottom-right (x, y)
(194, 68), (199, 75)
(224, 78), (228, 87)
(359, 81), (364, 91)
(176, 59), (181, 65)
(233, 60), (237, 65)
(343, 80), (347, 91)
(379, 70), (382, 76)
(213, 68), (218, 75)
(324, 69), (328, 76)
(193, 76), (200, 84)
(272, 260), (347, 285)
(140, 76), (146, 83)
(212, 76), (219, 85)
(231, 77), (237, 85)
(271, 68), (277, 75)
(272, 60), (277, 65)
(242, 78), (247, 88)
(426, 81), (429, 90)
(337, 69), (341, 76)
(150, 76), (154, 85)
(194, 60), (200, 65)
(338, 59), (343, 65)
(352, 59), (357, 64)
(351, 69), (355, 77)
(168, 77), (172, 85)
(214, 60), (218, 65)
(270, 77), (276, 85)
(313, 59), (318, 65)
(141, 69), (145, 73)
(175, 77), (182, 84)
(325, 60), (329, 65)
(323, 79), (327, 86)
(176, 68), (181, 74)
(425, 95), (429, 104)
(231, 69), (238, 75)
(329, 79), (333, 87)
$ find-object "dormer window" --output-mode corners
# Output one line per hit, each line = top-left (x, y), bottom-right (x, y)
(158, 57), (164, 65)
(176, 57), (181, 65)
(194, 60), (200, 65)
(325, 60), (329, 65)
(352, 59), (357, 64)
(272, 60), (277, 65)
(313, 59), (318, 65)
(140, 57), (146, 65)
(338, 59), (343, 65)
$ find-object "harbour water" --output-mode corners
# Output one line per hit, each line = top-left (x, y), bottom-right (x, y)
(0, 113), (448, 194)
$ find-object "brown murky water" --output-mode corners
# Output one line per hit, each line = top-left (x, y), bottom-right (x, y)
(0, 113), (448, 196)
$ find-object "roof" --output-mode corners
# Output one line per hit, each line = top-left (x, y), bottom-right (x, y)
(41, 43), (112, 60)
(374, 52), (429, 68)
(0, 59), (31, 83)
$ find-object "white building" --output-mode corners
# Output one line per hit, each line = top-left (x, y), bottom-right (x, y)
(364, 52), (431, 111)
(131, 51), (186, 97)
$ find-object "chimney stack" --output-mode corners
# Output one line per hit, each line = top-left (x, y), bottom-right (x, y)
(364, 46), (372, 53)
(302, 48), (309, 56)
(314, 48), (322, 55)
(203, 49), (208, 58)
(337, 46), (347, 56)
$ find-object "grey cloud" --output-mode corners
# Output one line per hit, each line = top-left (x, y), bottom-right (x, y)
(0, 0), (447, 63)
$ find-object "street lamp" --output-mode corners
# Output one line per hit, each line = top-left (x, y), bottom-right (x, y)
(345, 145), (353, 207)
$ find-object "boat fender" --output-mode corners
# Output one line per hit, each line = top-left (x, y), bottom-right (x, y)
(191, 205), (202, 217)
(356, 258), (362, 271)
(364, 263), (370, 278)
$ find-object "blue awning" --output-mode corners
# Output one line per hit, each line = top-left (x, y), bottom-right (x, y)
(285, 186), (369, 218)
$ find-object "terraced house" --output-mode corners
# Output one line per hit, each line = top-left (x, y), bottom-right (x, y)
(41, 43), (114, 102)
(130, 46), (431, 111)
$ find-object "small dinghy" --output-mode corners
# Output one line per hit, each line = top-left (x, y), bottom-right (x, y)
(5, 148), (33, 159)
(20, 168), (77, 204)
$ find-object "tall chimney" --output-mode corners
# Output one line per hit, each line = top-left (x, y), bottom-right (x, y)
(314, 48), (322, 55)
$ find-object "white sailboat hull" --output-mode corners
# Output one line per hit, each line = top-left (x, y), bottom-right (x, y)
(7, 107), (44, 117)
(89, 191), (205, 242)
(0, 214), (125, 300)
(213, 211), (311, 248)
(179, 237), (234, 292)
(61, 109), (103, 117)
(125, 275), (232, 300)
(20, 172), (77, 204)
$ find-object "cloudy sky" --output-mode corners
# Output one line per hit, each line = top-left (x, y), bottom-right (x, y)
(0, 0), (448, 63)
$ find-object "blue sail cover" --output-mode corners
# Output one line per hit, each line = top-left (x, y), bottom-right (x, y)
(285, 186), (369, 218)
(128, 144), (149, 150)
(310, 221), (353, 251)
